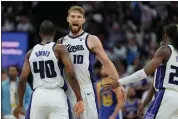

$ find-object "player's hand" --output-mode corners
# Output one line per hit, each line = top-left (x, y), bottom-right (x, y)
(138, 104), (144, 117)
(102, 77), (121, 90)
(109, 115), (116, 119)
(74, 101), (84, 117)
(13, 105), (24, 119)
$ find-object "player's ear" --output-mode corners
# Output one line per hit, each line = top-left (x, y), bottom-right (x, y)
(83, 17), (86, 24)
(53, 31), (56, 36)
(39, 32), (42, 37)
(67, 17), (69, 23)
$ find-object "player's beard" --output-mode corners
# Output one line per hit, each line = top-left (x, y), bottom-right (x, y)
(69, 24), (82, 34)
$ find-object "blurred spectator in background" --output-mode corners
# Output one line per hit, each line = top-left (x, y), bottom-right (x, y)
(2, 69), (8, 82)
(2, 65), (32, 117)
(17, 16), (33, 32)
(96, 66), (123, 119)
(2, 16), (15, 32)
(123, 87), (141, 119)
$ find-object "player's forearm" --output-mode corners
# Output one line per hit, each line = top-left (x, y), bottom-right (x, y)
(104, 60), (119, 79)
(67, 71), (82, 102)
(142, 86), (156, 107)
(111, 103), (122, 117)
(119, 69), (147, 85)
(18, 77), (27, 106)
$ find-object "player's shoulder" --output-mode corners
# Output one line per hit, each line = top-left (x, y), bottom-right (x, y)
(88, 34), (99, 40)
(155, 46), (171, 57)
(87, 34), (101, 45)
(26, 48), (34, 59)
(53, 44), (67, 53)
(57, 35), (67, 44)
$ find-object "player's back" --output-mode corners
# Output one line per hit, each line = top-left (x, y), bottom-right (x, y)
(29, 42), (65, 89)
(153, 45), (178, 92)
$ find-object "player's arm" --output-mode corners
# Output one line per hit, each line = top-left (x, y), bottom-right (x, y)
(18, 50), (32, 107)
(87, 35), (119, 79)
(117, 46), (171, 85)
(110, 86), (126, 118)
(54, 44), (82, 101)
(142, 85), (156, 108)
(138, 85), (156, 116)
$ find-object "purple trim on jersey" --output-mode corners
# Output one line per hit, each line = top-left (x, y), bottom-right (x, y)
(25, 89), (35, 119)
(57, 61), (64, 75)
(155, 65), (166, 89)
(57, 61), (68, 91)
(88, 52), (99, 116)
(68, 31), (85, 39)
(85, 34), (92, 52)
(61, 36), (65, 44)
(144, 89), (165, 119)
(67, 98), (72, 119)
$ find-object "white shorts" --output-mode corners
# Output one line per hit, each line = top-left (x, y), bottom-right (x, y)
(145, 89), (178, 119)
(66, 83), (98, 119)
(25, 88), (69, 119)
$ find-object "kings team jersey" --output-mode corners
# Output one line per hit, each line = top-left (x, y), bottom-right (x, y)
(29, 42), (65, 89)
(61, 32), (95, 85)
(153, 45), (178, 92)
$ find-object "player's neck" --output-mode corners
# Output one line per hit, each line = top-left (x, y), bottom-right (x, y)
(69, 29), (84, 37)
(41, 39), (53, 45)
(10, 77), (17, 82)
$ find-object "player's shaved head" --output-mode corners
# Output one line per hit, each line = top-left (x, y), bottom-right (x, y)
(40, 20), (55, 35)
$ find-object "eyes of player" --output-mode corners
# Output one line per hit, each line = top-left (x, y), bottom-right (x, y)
(70, 15), (82, 19)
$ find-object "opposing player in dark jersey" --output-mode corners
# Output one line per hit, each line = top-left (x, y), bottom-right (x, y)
(96, 67), (125, 119)
(105, 24), (178, 119)
(13, 20), (84, 119)
(57, 6), (125, 119)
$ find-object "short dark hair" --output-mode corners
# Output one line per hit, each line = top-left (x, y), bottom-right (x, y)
(40, 20), (55, 35)
(8, 65), (19, 72)
(165, 24), (178, 50)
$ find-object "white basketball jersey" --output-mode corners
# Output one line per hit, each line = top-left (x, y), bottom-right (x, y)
(153, 45), (178, 92)
(29, 42), (65, 89)
(61, 32), (95, 85)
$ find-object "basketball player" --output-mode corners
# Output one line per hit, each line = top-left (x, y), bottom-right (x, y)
(96, 66), (124, 119)
(13, 20), (84, 119)
(57, 6), (122, 119)
(104, 24), (178, 119)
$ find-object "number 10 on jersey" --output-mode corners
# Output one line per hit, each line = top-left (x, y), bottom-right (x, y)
(73, 55), (83, 64)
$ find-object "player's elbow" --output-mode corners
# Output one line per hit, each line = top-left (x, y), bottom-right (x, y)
(19, 76), (27, 87)
(67, 69), (77, 81)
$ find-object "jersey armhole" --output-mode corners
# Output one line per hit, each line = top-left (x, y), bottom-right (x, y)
(85, 34), (93, 52)
(52, 43), (57, 51)
(61, 37), (65, 44)
(57, 36), (65, 44)
(166, 45), (173, 63)
(28, 47), (34, 61)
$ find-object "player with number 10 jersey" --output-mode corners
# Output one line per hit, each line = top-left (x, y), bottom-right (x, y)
(57, 6), (124, 119)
